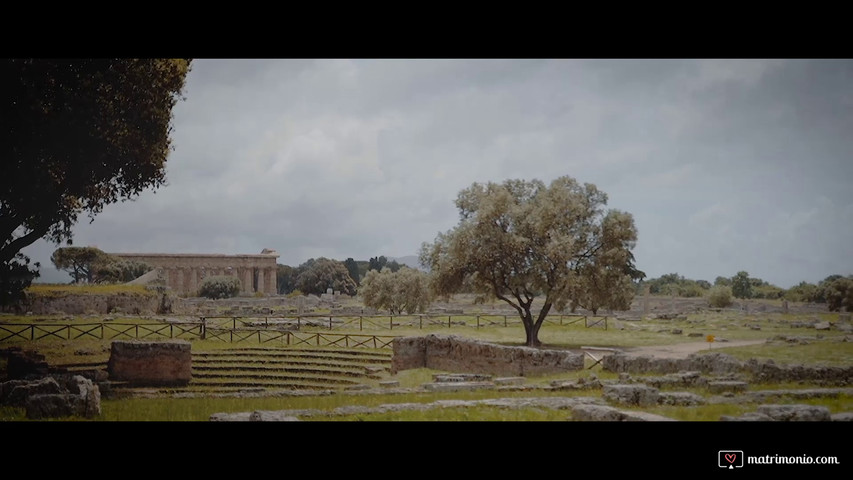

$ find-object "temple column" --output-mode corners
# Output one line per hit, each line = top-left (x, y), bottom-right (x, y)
(257, 267), (265, 294)
(167, 268), (176, 291)
(177, 268), (185, 294)
(243, 268), (253, 293)
(189, 268), (198, 295)
(268, 267), (277, 295)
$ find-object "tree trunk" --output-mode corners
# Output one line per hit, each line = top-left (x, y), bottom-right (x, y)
(522, 311), (542, 347)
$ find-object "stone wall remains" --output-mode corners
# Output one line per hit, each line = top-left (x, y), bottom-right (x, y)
(391, 334), (584, 377)
(107, 340), (192, 386)
(23, 292), (165, 315)
(602, 352), (853, 385)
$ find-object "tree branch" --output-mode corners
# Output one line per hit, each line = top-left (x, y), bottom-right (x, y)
(0, 225), (50, 264)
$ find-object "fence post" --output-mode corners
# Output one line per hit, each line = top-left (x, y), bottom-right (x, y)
(390, 316), (393, 330)
(477, 315), (480, 329)
(201, 317), (206, 340)
(298, 316), (301, 329)
(420, 315), (423, 329)
(135, 324), (139, 339)
(448, 316), (451, 329)
(170, 324), (173, 339)
(504, 315), (507, 327)
(233, 317), (237, 330)
(360, 316), (363, 331)
(100, 324), (104, 340)
(258, 330), (261, 343)
(330, 316), (333, 330)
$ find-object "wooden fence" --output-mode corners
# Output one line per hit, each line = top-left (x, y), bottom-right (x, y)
(0, 322), (396, 349)
(0, 313), (607, 348)
(199, 313), (609, 331)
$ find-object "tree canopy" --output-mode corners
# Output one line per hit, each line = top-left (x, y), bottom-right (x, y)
(294, 257), (357, 296)
(368, 256), (401, 273)
(421, 176), (643, 347)
(1, 58), (191, 304)
(731, 271), (753, 299)
(51, 247), (151, 284)
(360, 266), (431, 314)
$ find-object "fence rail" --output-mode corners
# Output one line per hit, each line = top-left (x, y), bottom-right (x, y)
(0, 313), (607, 348)
(199, 313), (608, 331)
(0, 322), (398, 349)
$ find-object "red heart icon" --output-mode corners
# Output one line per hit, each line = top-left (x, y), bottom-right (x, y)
(725, 454), (736, 464)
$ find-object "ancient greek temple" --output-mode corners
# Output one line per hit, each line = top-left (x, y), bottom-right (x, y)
(112, 249), (279, 295)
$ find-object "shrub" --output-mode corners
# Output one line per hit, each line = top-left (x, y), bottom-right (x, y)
(198, 275), (241, 299)
(708, 285), (733, 308)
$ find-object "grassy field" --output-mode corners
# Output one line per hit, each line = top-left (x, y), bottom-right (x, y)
(1, 293), (851, 421)
(25, 283), (156, 298)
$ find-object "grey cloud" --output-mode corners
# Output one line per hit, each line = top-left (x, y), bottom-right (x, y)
(21, 59), (853, 289)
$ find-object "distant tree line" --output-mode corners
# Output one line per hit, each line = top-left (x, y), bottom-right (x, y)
(276, 255), (406, 296)
(639, 271), (853, 312)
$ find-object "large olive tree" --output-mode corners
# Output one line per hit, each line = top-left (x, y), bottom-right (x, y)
(1, 59), (191, 304)
(420, 176), (643, 347)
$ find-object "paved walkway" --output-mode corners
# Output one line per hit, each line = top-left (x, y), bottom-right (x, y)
(621, 339), (767, 359)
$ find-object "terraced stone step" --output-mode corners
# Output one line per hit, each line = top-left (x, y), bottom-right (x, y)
(207, 346), (390, 354)
(192, 365), (384, 378)
(192, 357), (389, 367)
(189, 378), (355, 388)
(193, 350), (391, 362)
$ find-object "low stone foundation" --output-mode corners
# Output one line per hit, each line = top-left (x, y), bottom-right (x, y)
(391, 334), (584, 377)
(0, 375), (101, 419)
(602, 352), (853, 385)
(107, 340), (192, 386)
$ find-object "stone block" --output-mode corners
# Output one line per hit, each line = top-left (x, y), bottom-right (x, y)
(107, 340), (191, 386)
(422, 381), (494, 392)
(494, 377), (526, 385)
(708, 381), (748, 394)
(392, 334), (584, 377)
(757, 404), (831, 422)
(602, 384), (660, 407)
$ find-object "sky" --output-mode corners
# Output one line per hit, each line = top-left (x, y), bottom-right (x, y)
(22, 59), (853, 289)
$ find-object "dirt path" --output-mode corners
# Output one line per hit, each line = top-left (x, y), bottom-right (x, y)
(617, 339), (767, 359)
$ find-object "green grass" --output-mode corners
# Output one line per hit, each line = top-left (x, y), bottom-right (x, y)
(2, 302), (851, 422)
(26, 283), (156, 298)
(697, 340), (853, 366)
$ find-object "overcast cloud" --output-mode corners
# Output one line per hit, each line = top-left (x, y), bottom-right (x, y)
(22, 59), (853, 289)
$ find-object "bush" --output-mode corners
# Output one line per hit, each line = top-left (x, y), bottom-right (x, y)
(198, 275), (242, 299)
(708, 286), (733, 308)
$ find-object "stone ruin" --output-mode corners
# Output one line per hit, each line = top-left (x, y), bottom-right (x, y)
(0, 375), (101, 419)
(107, 340), (192, 386)
(391, 334), (584, 376)
(601, 352), (853, 385)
